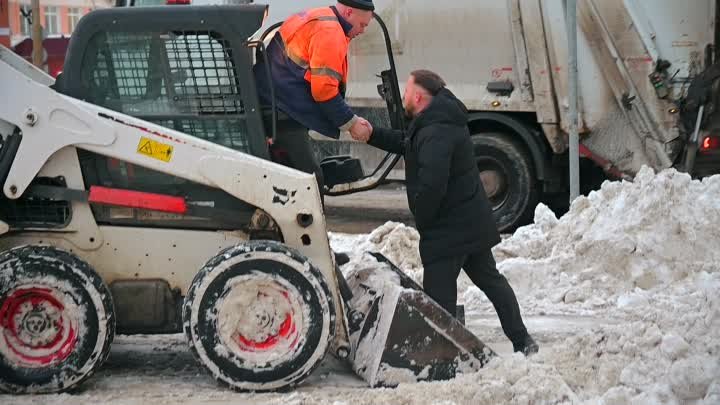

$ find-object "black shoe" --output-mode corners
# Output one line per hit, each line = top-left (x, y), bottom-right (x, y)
(334, 252), (350, 266)
(513, 334), (539, 356)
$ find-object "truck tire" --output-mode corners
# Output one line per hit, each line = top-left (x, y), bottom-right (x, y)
(0, 245), (115, 394)
(471, 132), (538, 232)
(183, 240), (335, 392)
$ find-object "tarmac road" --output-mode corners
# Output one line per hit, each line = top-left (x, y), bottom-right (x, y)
(324, 182), (414, 234)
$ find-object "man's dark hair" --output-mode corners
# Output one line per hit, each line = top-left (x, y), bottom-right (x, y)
(410, 69), (446, 96)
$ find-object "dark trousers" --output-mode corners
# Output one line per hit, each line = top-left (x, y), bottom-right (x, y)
(272, 119), (325, 205)
(423, 249), (529, 345)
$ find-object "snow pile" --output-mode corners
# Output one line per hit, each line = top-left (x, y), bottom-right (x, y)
(488, 166), (720, 313)
(333, 167), (720, 404)
(538, 271), (720, 404)
(288, 355), (582, 405)
(330, 221), (423, 283)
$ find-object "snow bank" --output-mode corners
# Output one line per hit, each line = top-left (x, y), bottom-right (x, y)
(494, 166), (720, 306)
(330, 221), (423, 284)
(332, 167), (720, 404)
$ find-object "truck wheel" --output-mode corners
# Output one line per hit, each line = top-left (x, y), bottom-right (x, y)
(183, 240), (335, 392)
(471, 132), (538, 232)
(0, 245), (115, 394)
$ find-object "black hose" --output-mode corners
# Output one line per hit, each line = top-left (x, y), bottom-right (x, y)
(256, 22), (284, 143)
(248, 40), (277, 142)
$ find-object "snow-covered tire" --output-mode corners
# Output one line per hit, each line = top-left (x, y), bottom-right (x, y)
(183, 241), (335, 392)
(0, 245), (115, 394)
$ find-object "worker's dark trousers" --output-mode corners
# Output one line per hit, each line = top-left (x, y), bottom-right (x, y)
(272, 119), (325, 205)
(423, 249), (529, 344)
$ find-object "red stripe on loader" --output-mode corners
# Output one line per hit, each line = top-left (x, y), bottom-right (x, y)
(88, 186), (187, 214)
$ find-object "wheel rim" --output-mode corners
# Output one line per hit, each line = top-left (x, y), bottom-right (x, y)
(477, 157), (509, 210)
(0, 287), (79, 368)
(216, 274), (305, 367)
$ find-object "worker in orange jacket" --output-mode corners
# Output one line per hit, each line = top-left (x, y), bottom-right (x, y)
(255, 1), (375, 203)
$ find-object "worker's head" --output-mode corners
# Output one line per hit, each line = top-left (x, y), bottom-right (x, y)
(336, 0), (375, 39)
(403, 70), (446, 118)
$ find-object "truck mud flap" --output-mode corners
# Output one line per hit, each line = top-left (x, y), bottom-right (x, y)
(344, 253), (496, 387)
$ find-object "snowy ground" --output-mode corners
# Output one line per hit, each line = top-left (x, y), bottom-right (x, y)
(2, 167), (719, 405)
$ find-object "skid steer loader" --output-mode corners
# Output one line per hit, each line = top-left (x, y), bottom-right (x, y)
(0, 4), (494, 394)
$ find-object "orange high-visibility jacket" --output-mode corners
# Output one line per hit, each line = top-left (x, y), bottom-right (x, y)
(279, 7), (350, 103)
(253, 6), (356, 138)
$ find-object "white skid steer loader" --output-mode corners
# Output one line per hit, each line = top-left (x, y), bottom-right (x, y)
(0, 4), (494, 394)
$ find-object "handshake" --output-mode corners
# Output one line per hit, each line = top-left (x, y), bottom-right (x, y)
(349, 117), (373, 142)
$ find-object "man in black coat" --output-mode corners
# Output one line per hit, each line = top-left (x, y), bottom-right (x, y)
(354, 70), (538, 355)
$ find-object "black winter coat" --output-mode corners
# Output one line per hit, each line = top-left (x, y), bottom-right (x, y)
(369, 88), (501, 262)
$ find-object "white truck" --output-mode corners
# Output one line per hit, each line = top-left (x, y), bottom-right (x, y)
(259, 0), (720, 231)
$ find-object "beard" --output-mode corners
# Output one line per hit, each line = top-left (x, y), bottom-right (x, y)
(403, 103), (415, 120)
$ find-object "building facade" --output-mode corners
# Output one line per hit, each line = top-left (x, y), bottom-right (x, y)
(2, 0), (112, 47)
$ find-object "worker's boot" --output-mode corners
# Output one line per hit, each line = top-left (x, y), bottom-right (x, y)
(513, 334), (539, 356)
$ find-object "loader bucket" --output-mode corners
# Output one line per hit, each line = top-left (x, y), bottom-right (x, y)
(344, 253), (496, 387)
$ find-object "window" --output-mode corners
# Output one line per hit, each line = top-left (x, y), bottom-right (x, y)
(80, 30), (250, 152)
(44, 6), (60, 35)
(78, 30), (256, 211)
(19, 6), (31, 36)
(68, 8), (82, 33)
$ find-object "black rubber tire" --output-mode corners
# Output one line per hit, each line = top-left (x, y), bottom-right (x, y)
(183, 240), (335, 392)
(471, 132), (538, 232)
(0, 245), (115, 394)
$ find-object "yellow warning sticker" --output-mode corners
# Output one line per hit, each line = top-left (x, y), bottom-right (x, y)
(137, 137), (173, 162)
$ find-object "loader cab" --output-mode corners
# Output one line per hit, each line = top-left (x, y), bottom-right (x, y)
(54, 5), (273, 230)
(52, 3), (404, 231)
(106, 0), (407, 196)
(58, 5), (270, 157)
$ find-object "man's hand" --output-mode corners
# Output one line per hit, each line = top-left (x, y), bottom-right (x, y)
(350, 117), (373, 142)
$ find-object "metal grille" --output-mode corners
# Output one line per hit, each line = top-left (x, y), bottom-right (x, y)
(93, 31), (244, 115)
(0, 200), (71, 228)
(0, 178), (71, 228)
(82, 30), (249, 152)
(163, 32), (244, 115)
(111, 34), (151, 99)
